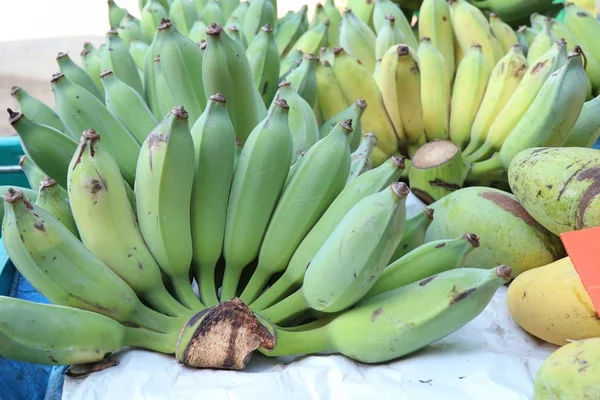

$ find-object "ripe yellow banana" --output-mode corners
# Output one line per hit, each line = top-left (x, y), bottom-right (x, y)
(489, 13), (519, 53)
(526, 18), (554, 65)
(315, 60), (349, 122)
(339, 8), (377, 74)
(418, 0), (455, 83)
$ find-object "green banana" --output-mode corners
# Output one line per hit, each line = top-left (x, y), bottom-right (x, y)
(419, 0), (455, 83)
(424, 187), (564, 276)
(448, 43), (491, 150)
(10, 86), (67, 134)
(117, 13), (143, 47)
(274, 5), (308, 58)
(101, 70), (158, 144)
(280, 49), (303, 78)
(291, 19), (329, 57)
(190, 94), (236, 306)
(220, 99), (293, 301)
(18, 155), (46, 191)
(229, 0), (249, 24)
(2, 189), (180, 334)
(250, 156), (406, 312)
(375, 15), (407, 61)
(200, 0), (225, 26)
(153, 55), (177, 118)
(322, 0), (341, 48)
(466, 0), (557, 24)
(463, 45), (528, 157)
(203, 23), (262, 145)
(271, 80), (319, 164)
(348, 0), (375, 29)
(108, 0), (128, 29)
(56, 52), (104, 103)
(389, 207), (434, 262)
(366, 233), (480, 300)
(246, 24), (280, 106)
(527, 18), (555, 65)
(0, 296), (178, 365)
(35, 177), (78, 237)
(7, 110), (76, 189)
(302, 182), (409, 313)
(242, 0), (276, 45)
(157, 20), (206, 123)
(189, 19), (208, 43)
(221, 0), (240, 21)
(319, 98), (367, 152)
(101, 30), (145, 97)
(285, 53), (319, 109)
(347, 133), (377, 185)
(239, 120), (352, 304)
(0, 186), (36, 225)
(51, 73), (140, 185)
(135, 107), (203, 310)
(168, 0), (198, 36)
(129, 40), (150, 71)
(143, 30), (162, 119)
(373, 0), (418, 50)
(315, 60), (348, 122)
(468, 39), (567, 162)
(564, 95), (600, 147)
(68, 129), (192, 318)
(80, 48), (104, 94)
(319, 46), (334, 66)
(193, 0), (207, 14)
(339, 8), (377, 74)
(516, 26), (536, 54)
(225, 25), (248, 49)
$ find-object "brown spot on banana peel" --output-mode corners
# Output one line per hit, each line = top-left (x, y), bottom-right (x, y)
(480, 192), (539, 227)
(419, 275), (437, 286)
(71, 294), (117, 316)
(33, 222), (46, 232)
(575, 166), (600, 229)
(4, 188), (24, 204)
(531, 59), (549, 74)
(450, 288), (476, 305)
(435, 243), (446, 249)
(371, 307), (383, 321)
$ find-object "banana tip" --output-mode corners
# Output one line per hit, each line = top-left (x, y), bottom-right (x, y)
(424, 207), (434, 220)
(275, 98), (290, 110)
(171, 106), (189, 120)
(7, 108), (22, 124)
(306, 53), (319, 61)
(4, 188), (24, 204)
(158, 19), (173, 30)
(340, 119), (353, 133)
(464, 233), (480, 248)
(210, 93), (226, 103)
(356, 98), (367, 109)
(83, 129), (100, 141)
(391, 182), (410, 198)
(50, 73), (64, 83)
(261, 24), (273, 33)
(199, 40), (207, 50)
(392, 155), (406, 169)
(206, 23), (223, 35)
(9, 86), (20, 96)
(385, 14), (395, 22)
(496, 265), (512, 281)
(40, 176), (57, 190)
(56, 51), (68, 60)
(397, 45), (410, 56)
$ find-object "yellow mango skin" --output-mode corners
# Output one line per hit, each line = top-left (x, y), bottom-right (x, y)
(509, 147), (600, 236)
(424, 187), (564, 277)
(507, 257), (600, 346)
(534, 338), (600, 400)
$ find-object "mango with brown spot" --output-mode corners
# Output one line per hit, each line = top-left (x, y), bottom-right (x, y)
(508, 147), (600, 235)
(424, 186), (564, 277)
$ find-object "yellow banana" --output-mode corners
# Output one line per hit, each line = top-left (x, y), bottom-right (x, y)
(527, 18), (554, 65)
(418, 0), (455, 83)
(489, 13), (519, 53)
(339, 8), (377, 74)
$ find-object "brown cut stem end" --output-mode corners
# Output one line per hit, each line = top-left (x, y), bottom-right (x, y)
(210, 93), (226, 103)
(496, 265), (512, 281)
(7, 108), (22, 125)
(391, 182), (410, 198)
(4, 188), (24, 204)
(464, 233), (480, 248)
(40, 176), (57, 190)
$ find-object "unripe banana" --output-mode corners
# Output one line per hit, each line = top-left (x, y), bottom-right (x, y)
(285, 53), (318, 109)
(419, 37), (451, 141)
(250, 156), (405, 311)
(373, 0), (418, 49)
(68, 130), (192, 318)
(239, 120), (352, 304)
(220, 99), (293, 301)
(449, 43), (491, 150)
(340, 8), (377, 74)
(117, 13), (143, 47)
(291, 19), (329, 56)
(101, 30), (145, 98)
(157, 20), (206, 124)
(0, 296), (178, 365)
(527, 18), (554, 65)
(418, 0), (455, 83)
(242, 0), (276, 45)
(200, 0), (225, 26)
(129, 40), (150, 71)
(530, 12), (546, 31)
(389, 207), (434, 262)
(517, 25), (538, 50)
(280, 49), (303, 78)
(189, 95), (236, 306)
(153, 55), (177, 118)
(221, 0), (240, 21)
(193, 0), (207, 14)
(274, 5), (308, 58)
(271, 80), (319, 164)
(332, 48), (401, 163)
(35, 178), (78, 237)
(108, 0), (128, 29)
(375, 15), (407, 60)
(18, 155), (46, 191)
(347, 0), (375, 29)
(229, 0), (249, 25)
(365, 233), (480, 300)
(380, 44), (425, 148)
(347, 133), (377, 184)
(548, 18), (578, 54)
(468, 40), (567, 162)
(448, 0), (504, 72)
(167, 0), (196, 36)
(319, 46), (334, 66)
(56, 52), (104, 103)
(101, 70), (158, 144)
(225, 25), (248, 50)
(143, 31), (162, 118)
(203, 23), (261, 145)
(189, 19), (208, 43)
(246, 24), (280, 106)
(463, 45), (528, 157)
(319, 98), (367, 151)
(563, 3), (600, 92)
(51, 73), (140, 185)
(489, 13), (519, 53)
(322, 0), (341, 48)
(135, 107), (203, 310)
(315, 60), (348, 122)
(564, 95), (600, 147)
(80, 49), (104, 94)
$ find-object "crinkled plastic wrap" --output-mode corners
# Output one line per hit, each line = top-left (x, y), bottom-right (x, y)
(62, 192), (558, 400)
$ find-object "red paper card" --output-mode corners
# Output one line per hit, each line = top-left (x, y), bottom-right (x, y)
(561, 227), (600, 314)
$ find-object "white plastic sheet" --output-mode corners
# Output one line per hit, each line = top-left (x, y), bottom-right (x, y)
(62, 192), (558, 400)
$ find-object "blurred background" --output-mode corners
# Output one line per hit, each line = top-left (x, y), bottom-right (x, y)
(0, 0), (338, 136)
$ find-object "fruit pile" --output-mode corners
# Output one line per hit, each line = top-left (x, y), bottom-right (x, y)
(0, 0), (597, 388)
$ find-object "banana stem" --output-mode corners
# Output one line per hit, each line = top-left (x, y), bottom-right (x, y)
(259, 289), (311, 325)
(240, 267), (277, 304)
(262, 325), (332, 357)
(250, 273), (298, 312)
(220, 262), (244, 302)
(196, 262), (219, 306)
(466, 153), (505, 182)
(170, 274), (205, 310)
(143, 285), (195, 319)
(123, 326), (179, 355)
(131, 303), (183, 334)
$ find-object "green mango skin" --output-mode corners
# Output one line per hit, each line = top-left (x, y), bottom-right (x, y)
(534, 338), (600, 400)
(509, 147), (600, 236)
(424, 186), (564, 277)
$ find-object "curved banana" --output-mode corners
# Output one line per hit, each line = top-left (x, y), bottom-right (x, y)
(80, 48), (104, 94)
(347, 0), (375, 29)
(56, 52), (104, 103)
(418, 37), (451, 141)
(242, 0), (275, 45)
(319, 98), (367, 151)
(389, 207), (434, 262)
(189, 19), (208, 43)
(101, 30), (145, 97)
(18, 155), (46, 191)
(563, 3), (600, 92)
(246, 24), (280, 106)
(129, 40), (149, 71)
(347, 133), (377, 184)
(199, 0), (225, 26)
(142, 30), (162, 118)
(117, 13), (143, 47)
(221, 0), (240, 21)
(274, 5), (308, 58)
(108, 0), (128, 29)
(285, 53), (319, 109)
(189, 94), (236, 306)
(375, 15), (408, 61)
(373, 0), (418, 49)
(449, 43), (491, 150)
(526, 18), (554, 65)
(322, 0), (341, 48)
(35, 177), (78, 237)
(315, 60), (349, 122)
(141, 1), (169, 44)
(564, 94), (600, 147)
(168, 0), (197, 36)
(153, 55), (177, 118)
(291, 19), (329, 56)
(220, 99), (293, 301)
(9, 86), (67, 137)
(418, 0), (455, 82)
(339, 8), (377, 74)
